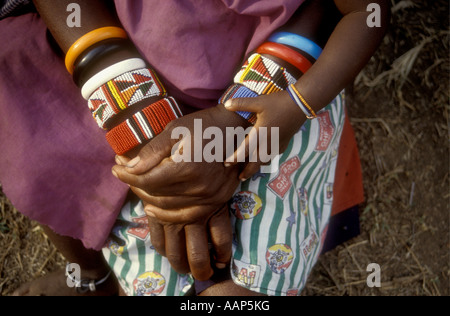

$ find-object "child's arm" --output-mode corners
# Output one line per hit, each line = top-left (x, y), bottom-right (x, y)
(224, 0), (390, 180)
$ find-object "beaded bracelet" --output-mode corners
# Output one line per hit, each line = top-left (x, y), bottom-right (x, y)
(106, 97), (182, 155)
(234, 53), (296, 95)
(220, 54), (297, 124)
(219, 84), (259, 124)
(82, 58), (147, 100)
(286, 84), (317, 119)
(72, 38), (137, 88)
(65, 26), (128, 74)
(256, 42), (312, 75)
(268, 32), (322, 60)
(88, 67), (167, 129)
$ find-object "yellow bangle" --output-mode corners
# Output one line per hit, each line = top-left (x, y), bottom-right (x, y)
(65, 26), (128, 74)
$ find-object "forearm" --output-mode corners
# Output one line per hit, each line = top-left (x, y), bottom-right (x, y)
(33, 0), (172, 156)
(33, 0), (119, 53)
(293, 0), (390, 112)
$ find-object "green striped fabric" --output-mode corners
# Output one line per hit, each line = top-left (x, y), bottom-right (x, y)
(102, 92), (345, 296)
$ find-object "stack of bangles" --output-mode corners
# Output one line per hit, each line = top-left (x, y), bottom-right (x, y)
(220, 31), (322, 123)
(64, 26), (183, 155)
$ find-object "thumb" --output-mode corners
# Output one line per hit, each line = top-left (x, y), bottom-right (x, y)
(125, 130), (173, 174)
(224, 97), (261, 114)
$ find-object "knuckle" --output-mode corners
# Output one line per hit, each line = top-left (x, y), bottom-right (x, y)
(214, 235), (232, 251)
(166, 254), (183, 267)
(188, 251), (210, 268)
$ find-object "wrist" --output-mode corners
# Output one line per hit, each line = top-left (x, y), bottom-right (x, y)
(212, 104), (252, 129)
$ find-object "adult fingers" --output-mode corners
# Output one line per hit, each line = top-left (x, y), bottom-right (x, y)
(208, 205), (232, 268)
(112, 159), (181, 190)
(122, 129), (174, 175)
(184, 224), (214, 281)
(146, 215), (166, 257)
(145, 203), (215, 224)
(164, 224), (190, 274)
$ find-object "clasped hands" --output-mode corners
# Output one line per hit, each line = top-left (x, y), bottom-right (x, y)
(112, 92), (304, 281)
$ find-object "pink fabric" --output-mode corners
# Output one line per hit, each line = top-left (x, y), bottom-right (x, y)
(0, 0), (304, 249)
(114, 0), (305, 110)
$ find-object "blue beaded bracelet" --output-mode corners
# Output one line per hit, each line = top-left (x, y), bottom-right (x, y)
(220, 84), (258, 122)
(268, 32), (322, 60)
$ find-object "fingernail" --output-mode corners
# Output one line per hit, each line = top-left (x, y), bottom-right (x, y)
(224, 162), (231, 168)
(126, 156), (140, 169)
(240, 177), (248, 182)
(215, 262), (227, 269)
(115, 155), (130, 166)
(144, 206), (156, 217)
(112, 169), (119, 178)
(225, 156), (235, 164)
(224, 100), (232, 108)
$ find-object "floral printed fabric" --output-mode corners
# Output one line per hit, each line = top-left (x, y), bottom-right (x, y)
(103, 92), (345, 296)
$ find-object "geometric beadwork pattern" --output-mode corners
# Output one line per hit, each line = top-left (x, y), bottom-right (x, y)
(234, 54), (296, 95)
(219, 84), (259, 124)
(88, 68), (167, 129)
(219, 53), (297, 124)
(106, 97), (182, 155)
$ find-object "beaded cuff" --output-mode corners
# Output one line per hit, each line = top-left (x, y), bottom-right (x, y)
(219, 84), (259, 124)
(88, 67), (167, 129)
(220, 53), (297, 124)
(106, 97), (182, 155)
(234, 53), (296, 95)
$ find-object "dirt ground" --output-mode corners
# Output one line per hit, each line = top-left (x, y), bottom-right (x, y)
(0, 0), (449, 296)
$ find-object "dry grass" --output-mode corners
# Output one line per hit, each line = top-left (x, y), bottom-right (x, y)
(1, 0), (449, 296)
(0, 188), (66, 295)
(302, 0), (449, 296)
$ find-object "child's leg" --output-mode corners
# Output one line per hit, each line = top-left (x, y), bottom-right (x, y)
(13, 225), (118, 296)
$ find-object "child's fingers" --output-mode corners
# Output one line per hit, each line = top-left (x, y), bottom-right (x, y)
(224, 97), (262, 113)
(239, 161), (264, 182)
(239, 145), (264, 181)
(224, 125), (259, 166)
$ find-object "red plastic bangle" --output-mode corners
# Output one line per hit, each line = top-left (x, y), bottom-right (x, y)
(256, 42), (312, 75)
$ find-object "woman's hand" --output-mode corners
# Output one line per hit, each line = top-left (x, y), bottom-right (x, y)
(112, 106), (249, 279)
(145, 203), (232, 281)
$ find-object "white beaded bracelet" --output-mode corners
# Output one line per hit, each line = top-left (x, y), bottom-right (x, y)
(81, 58), (147, 100)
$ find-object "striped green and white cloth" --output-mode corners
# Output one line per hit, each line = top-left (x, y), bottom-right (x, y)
(102, 92), (346, 296)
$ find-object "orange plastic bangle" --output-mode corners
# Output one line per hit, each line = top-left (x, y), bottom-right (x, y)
(65, 26), (128, 74)
(256, 42), (312, 75)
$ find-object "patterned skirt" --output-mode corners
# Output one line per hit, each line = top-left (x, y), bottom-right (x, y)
(102, 92), (345, 296)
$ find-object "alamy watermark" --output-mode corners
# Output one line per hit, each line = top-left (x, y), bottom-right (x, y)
(170, 119), (281, 174)
(366, 263), (381, 288)
(66, 3), (384, 29)
(66, 3), (81, 28)
(367, 3), (382, 28)
(65, 263), (81, 288)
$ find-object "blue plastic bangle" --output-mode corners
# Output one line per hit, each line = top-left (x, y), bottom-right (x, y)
(268, 32), (322, 60)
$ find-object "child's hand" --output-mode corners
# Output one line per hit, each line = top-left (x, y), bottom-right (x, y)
(223, 91), (307, 180)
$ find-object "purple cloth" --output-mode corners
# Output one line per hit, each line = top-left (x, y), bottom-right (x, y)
(0, 0), (304, 250)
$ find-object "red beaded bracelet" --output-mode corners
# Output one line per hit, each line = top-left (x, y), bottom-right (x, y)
(106, 97), (182, 155)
